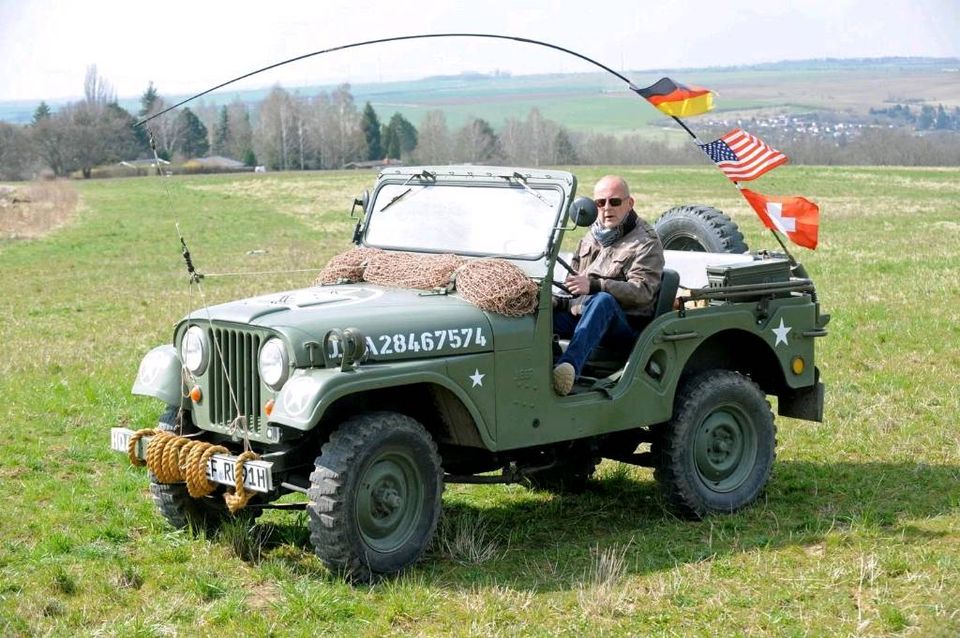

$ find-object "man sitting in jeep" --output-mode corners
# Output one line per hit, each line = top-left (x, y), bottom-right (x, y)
(552, 175), (665, 395)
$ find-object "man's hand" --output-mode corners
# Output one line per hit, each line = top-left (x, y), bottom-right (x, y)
(564, 273), (592, 296)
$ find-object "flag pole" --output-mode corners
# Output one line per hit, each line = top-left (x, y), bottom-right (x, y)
(667, 108), (804, 269)
(639, 84), (813, 264)
(731, 182), (802, 270)
(670, 115), (702, 144)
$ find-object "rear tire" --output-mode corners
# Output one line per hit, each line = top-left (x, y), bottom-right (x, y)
(653, 371), (775, 518)
(307, 412), (444, 582)
(655, 205), (748, 253)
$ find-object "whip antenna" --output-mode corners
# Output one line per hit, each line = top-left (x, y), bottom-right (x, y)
(176, 223), (204, 284)
(135, 33), (638, 127)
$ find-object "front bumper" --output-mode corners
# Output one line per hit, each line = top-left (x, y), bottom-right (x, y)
(110, 427), (275, 493)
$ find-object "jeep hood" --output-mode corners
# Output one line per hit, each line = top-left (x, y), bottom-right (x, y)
(183, 284), (498, 361)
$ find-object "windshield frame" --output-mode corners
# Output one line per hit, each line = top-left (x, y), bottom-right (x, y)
(361, 178), (567, 261)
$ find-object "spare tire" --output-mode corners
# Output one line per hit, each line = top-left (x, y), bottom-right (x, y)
(654, 205), (748, 253)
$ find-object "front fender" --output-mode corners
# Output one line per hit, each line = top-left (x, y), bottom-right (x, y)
(131, 345), (186, 407)
(269, 360), (495, 448)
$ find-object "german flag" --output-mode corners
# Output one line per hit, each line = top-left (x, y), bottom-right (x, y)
(634, 77), (714, 117)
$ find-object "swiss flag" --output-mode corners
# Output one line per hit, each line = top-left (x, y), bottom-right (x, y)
(740, 188), (820, 250)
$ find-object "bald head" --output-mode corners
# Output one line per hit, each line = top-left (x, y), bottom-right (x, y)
(593, 175), (634, 229)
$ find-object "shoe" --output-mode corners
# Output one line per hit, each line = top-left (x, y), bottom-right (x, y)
(553, 362), (575, 396)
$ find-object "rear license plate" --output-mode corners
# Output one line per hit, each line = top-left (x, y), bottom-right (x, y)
(110, 427), (273, 493)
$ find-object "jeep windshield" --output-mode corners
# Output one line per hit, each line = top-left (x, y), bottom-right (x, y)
(363, 182), (565, 259)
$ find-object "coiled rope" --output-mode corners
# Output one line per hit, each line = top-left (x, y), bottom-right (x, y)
(127, 428), (260, 513)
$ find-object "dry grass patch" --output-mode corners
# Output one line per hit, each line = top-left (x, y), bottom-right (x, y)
(189, 174), (362, 231)
(0, 181), (79, 240)
(576, 543), (633, 618)
(436, 512), (505, 565)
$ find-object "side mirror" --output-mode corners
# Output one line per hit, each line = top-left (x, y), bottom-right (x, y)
(351, 190), (370, 218)
(351, 190), (370, 244)
(568, 196), (597, 227)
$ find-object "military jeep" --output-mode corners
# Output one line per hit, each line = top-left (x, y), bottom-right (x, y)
(112, 165), (827, 581)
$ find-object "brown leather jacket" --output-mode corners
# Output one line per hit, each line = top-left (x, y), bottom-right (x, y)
(569, 212), (665, 319)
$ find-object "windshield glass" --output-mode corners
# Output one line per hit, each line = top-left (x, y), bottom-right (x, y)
(364, 182), (565, 258)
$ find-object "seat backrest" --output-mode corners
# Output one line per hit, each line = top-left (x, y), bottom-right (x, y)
(653, 268), (680, 317)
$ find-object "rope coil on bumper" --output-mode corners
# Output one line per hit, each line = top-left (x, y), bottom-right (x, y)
(127, 428), (261, 513)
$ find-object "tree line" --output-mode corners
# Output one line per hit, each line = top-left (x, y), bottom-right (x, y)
(869, 103), (960, 131)
(2, 66), (959, 181)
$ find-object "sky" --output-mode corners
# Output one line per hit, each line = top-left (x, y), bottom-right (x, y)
(0, 0), (957, 103)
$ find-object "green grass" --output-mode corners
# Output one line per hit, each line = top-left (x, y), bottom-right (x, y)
(1, 166), (959, 636)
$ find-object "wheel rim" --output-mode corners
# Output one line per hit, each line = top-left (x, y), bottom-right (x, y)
(356, 449), (424, 553)
(692, 405), (758, 492)
(664, 235), (707, 252)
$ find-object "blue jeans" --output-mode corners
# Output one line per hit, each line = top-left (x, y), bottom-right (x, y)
(553, 292), (638, 377)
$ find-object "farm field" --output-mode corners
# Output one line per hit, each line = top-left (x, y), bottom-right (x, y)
(3, 58), (958, 136)
(1, 165), (959, 636)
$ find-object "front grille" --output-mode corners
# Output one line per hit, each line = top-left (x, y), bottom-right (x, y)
(207, 326), (263, 434)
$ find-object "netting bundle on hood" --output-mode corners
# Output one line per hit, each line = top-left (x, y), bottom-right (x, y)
(314, 248), (540, 317)
(453, 259), (539, 317)
(363, 251), (465, 290)
(313, 247), (384, 285)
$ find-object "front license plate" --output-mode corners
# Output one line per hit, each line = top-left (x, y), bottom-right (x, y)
(110, 427), (273, 493)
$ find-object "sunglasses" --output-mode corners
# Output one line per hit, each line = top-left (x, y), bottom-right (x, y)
(594, 197), (624, 208)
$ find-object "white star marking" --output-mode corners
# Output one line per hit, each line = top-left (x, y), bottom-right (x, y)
(772, 318), (792, 347)
(469, 369), (485, 387)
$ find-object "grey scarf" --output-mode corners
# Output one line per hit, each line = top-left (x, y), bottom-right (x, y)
(591, 210), (638, 247)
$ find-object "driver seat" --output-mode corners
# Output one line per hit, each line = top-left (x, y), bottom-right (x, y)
(576, 268), (681, 378)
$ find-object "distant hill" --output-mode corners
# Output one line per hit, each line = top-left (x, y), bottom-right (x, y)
(2, 57), (958, 136)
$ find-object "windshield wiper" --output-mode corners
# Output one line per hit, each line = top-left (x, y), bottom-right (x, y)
(379, 170), (437, 212)
(506, 172), (551, 207)
(380, 187), (411, 212)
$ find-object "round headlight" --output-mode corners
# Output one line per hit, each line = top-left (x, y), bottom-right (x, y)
(180, 326), (209, 374)
(259, 338), (290, 390)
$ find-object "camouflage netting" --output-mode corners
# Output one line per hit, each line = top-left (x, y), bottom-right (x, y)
(314, 248), (540, 317)
(313, 247), (384, 285)
(363, 251), (466, 289)
(454, 259), (539, 317)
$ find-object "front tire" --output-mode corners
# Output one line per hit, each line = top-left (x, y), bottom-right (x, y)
(307, 412), (444, 582)
(653, 371), (776, 518)
(149, 406), (244, 532)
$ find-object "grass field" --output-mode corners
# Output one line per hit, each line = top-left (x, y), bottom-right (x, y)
(1, 165), (959, 636)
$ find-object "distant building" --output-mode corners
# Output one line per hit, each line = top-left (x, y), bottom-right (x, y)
(342, 158), (404, 170)
(120, 158), (170, 168)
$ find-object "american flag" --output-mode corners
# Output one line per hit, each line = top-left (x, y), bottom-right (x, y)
(698, 129), (788, 182)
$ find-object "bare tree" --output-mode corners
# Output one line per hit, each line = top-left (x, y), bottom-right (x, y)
(327, 84), (366, 168)
(412, 110), (451, 164)
(453, 117), (503, 164)
(31, 112), (67, 177)
(53, 67), (142, 177)
(83, 65), (115, 108)
(0, 122), (36, 180)
(226, 99), (254, 163)
(256, 86), (296, 170)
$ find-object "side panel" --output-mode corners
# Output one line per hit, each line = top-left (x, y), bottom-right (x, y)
(270, 355), (498, 448)
(493, 295), (821, 452)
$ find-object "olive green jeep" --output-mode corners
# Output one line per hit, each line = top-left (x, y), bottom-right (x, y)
(111, 165), (827, 581)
